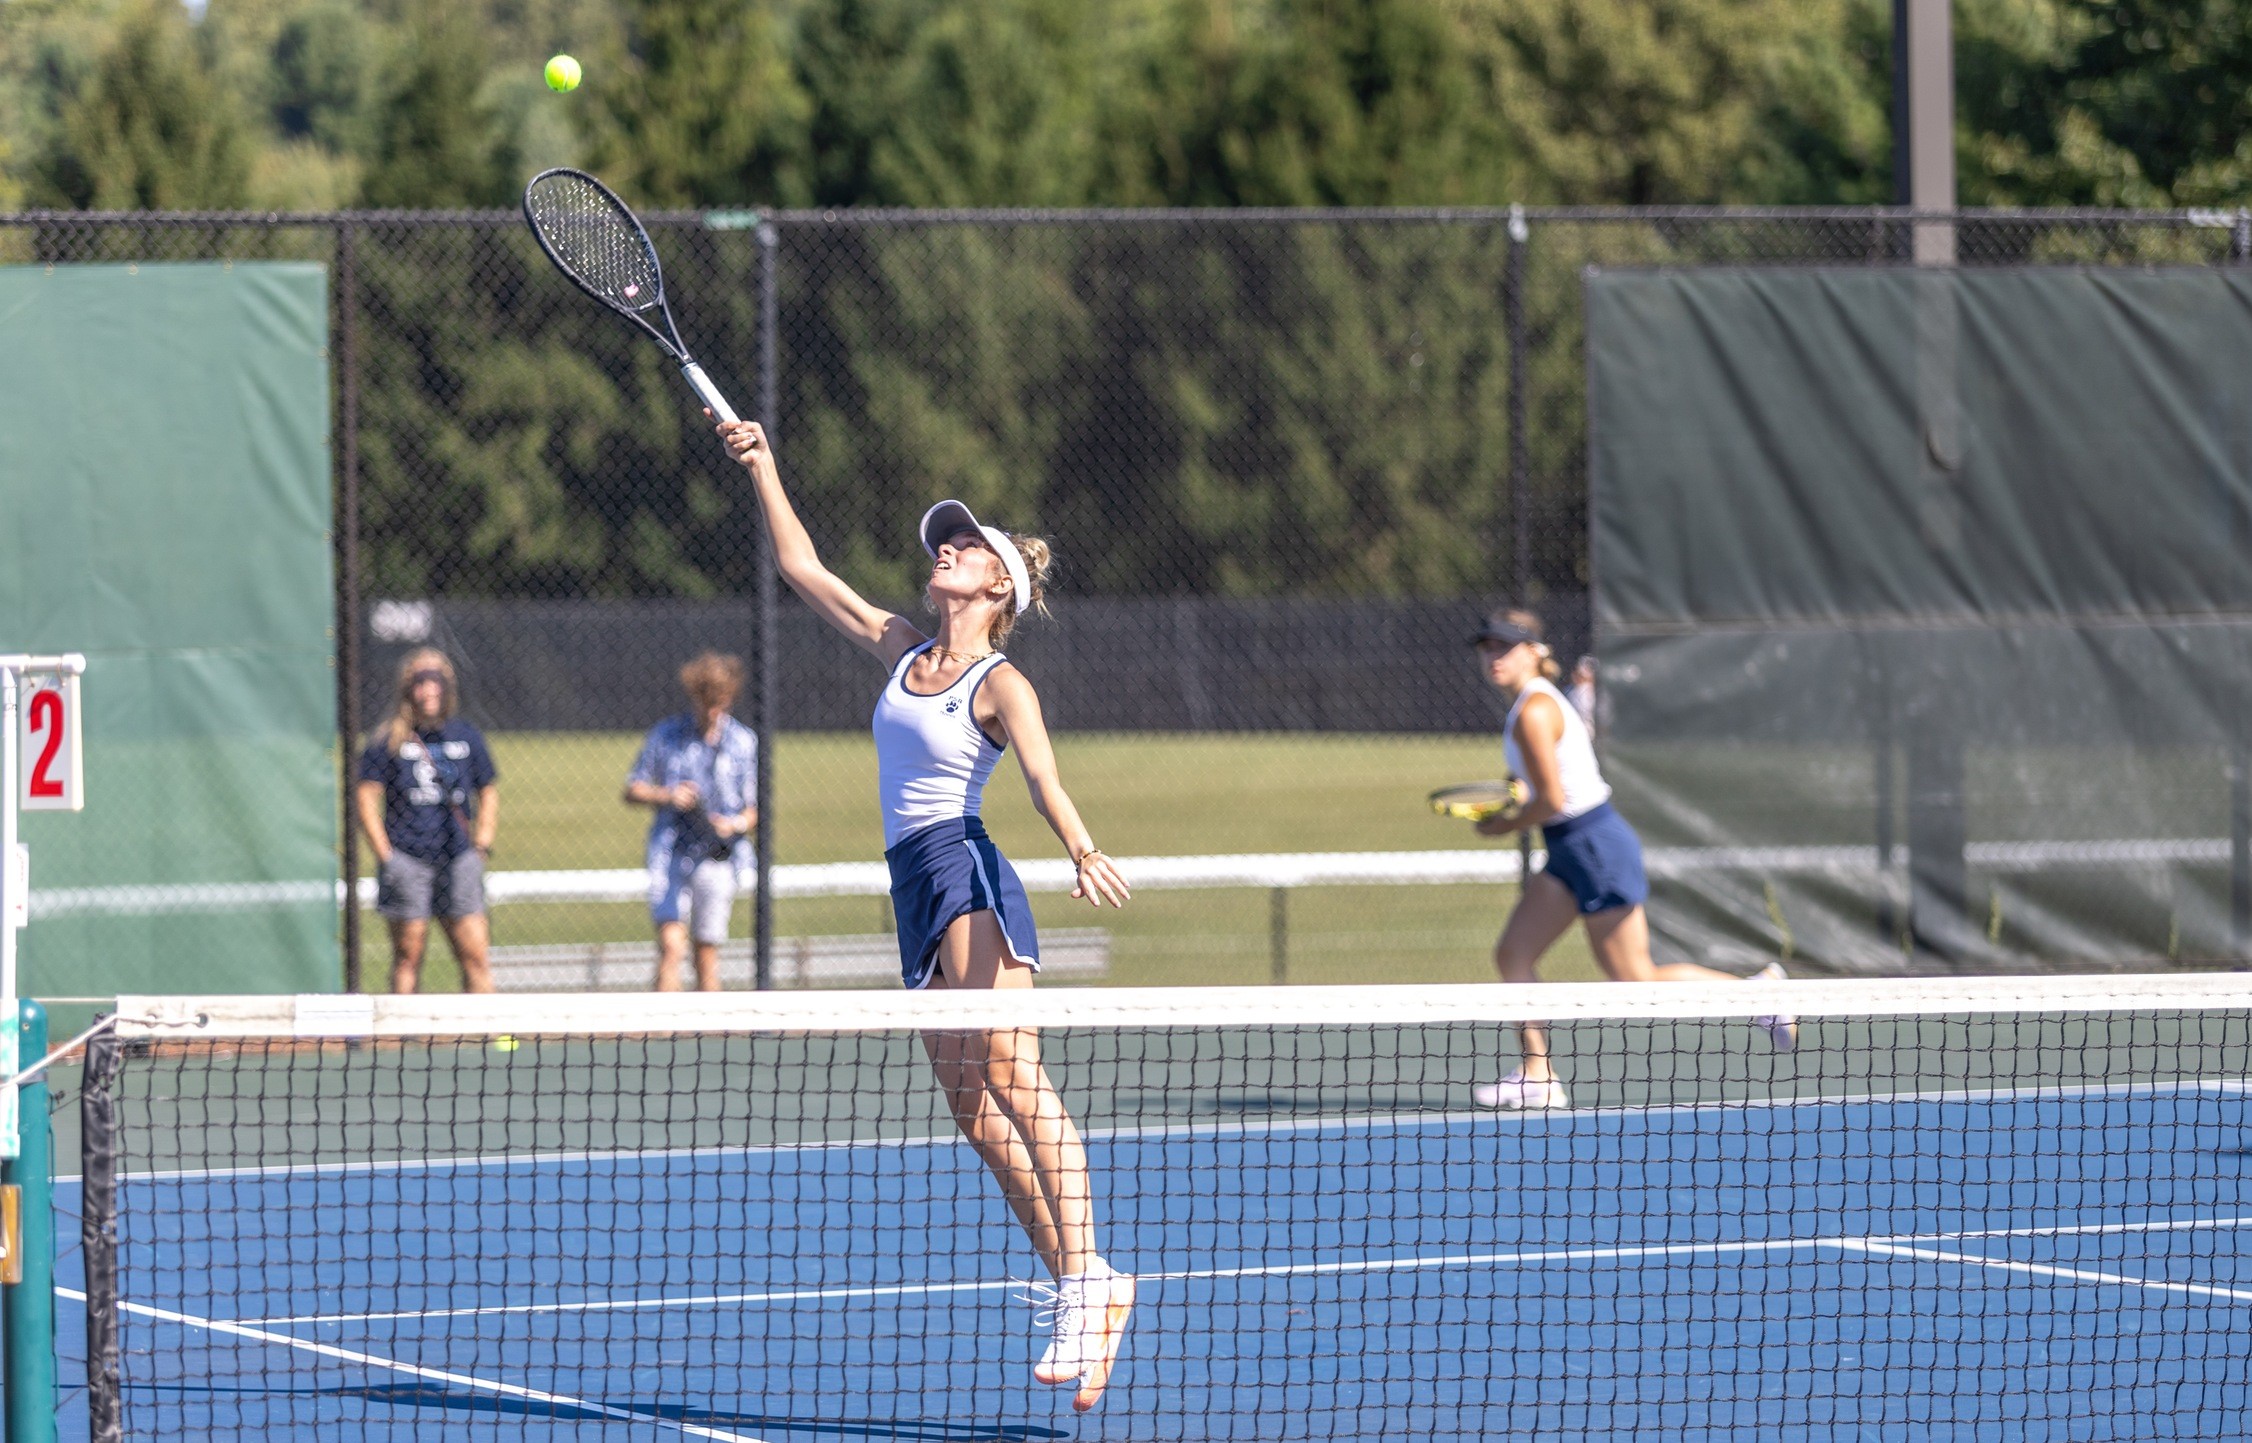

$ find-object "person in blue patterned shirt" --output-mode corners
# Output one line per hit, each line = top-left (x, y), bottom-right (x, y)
(623, 652), (759, 990)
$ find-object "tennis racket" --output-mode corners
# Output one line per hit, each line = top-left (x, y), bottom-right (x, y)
(522, 167), (739, 423)
(1428, 779), (1528, 823)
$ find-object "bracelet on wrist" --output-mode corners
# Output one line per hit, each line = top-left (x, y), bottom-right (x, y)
(1074, 847), (1104, 868)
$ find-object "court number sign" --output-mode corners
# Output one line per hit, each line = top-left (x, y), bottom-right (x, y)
(19, 672), (82, 812)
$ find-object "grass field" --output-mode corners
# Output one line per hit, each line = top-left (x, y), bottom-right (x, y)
(370, 731), (1601, 992)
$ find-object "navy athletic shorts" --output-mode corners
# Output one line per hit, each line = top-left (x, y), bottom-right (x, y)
(1537, 802), (1649, 915)
(885, 816), (1042, 990)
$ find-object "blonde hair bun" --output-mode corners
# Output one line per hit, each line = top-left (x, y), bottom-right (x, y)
(987, 533), (1054, 647)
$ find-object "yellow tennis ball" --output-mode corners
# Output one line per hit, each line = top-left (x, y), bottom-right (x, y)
(493, 1034), (520, 1053)
(544, 54), (581, 93)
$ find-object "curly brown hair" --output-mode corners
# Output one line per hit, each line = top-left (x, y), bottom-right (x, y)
(679, 651), (745, 711)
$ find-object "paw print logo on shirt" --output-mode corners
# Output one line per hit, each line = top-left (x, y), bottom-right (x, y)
(944, 698), (962, 714)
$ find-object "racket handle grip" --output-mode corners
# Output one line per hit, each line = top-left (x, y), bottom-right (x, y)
(680, 363), (739, 425)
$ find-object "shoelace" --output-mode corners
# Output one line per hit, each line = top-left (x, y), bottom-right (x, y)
(1013, 1277), (1090, 1340)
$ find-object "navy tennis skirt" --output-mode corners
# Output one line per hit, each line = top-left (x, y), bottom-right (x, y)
(1537, 802), (1649, 915)
(886, 817), (1042, 990)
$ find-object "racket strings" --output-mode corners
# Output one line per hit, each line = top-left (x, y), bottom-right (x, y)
(527, 174), (662, 312)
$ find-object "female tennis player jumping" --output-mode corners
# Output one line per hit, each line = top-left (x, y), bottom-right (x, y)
(718, 416), (1135, 1411)
(1466, 610), (1796, 1109)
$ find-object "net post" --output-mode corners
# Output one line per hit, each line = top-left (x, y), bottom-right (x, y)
(753, 220), (780, 991)
(2, 999), (54, 1443)
(78, 1024), (118, 1443)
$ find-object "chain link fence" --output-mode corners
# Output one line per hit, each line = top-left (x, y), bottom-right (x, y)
(7, 206), (2248, 991)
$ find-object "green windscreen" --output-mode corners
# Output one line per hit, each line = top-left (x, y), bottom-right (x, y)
(1588, 268), (2252, 974)
(0, 263), (336, 994)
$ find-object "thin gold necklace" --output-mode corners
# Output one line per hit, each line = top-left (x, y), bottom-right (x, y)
(927, 643), (994, 663)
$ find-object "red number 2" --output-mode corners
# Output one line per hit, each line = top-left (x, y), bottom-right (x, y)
(27, 689), (64, 799)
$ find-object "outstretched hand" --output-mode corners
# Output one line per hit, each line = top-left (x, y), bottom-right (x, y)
(1072, 852), (1132, 908)
(712, 414), (774, 476)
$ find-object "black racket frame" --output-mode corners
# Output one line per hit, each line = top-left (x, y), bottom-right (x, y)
(521, 166), (740, 423)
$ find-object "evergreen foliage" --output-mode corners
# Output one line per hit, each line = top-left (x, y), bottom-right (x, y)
(35, 0), (252, 209)
(360, 0), (517, 207)
(6, 0), (2251, 603)
(9, 0), (2251, 214)
(580, 0), (808, 207)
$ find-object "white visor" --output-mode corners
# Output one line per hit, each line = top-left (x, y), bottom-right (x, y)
(918, 499), (1030, 615)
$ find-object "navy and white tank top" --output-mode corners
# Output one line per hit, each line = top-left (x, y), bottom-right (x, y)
(873, 642), (1009, 849)
(1503, 676), (1611, 822)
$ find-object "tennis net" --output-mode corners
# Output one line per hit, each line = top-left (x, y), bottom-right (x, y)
(79, 976), (2251, 1441)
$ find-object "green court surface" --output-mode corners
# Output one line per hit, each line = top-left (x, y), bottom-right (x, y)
(364, 731), (1601, 992)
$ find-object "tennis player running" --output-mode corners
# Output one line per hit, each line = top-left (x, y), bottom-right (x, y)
(1466, 610), (1795, 1109)
(717, 415), (1135, 1412)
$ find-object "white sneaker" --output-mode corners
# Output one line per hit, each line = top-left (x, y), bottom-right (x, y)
(1072, 1273), (1134, 1413)
(1025, 1277), (1089, 1383)
(1027, 1270), (1136, 1404)
(1750, 962), (1798, 1052)
(1471, 1069), (1570, 1110)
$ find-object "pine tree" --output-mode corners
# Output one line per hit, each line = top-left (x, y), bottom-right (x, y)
(580, 0), (808, 208)
(1211, 0), (1516, 206)
(38, 0), (252, 209)
(861, 0), (1111, 206)
(1955, 0), (2252, 208)
(359, 0), (515, 208)
(1464, 0), (1880, 205)
(790, 0), (921, 206)
(270, 0), (374, 156)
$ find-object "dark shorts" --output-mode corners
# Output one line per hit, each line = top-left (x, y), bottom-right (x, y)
(1537, 803), (1649, 916)
(377, 849), (486, 921)
(886, 817), (1041, 991)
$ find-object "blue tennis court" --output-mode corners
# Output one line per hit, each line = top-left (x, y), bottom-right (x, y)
(65, 1074), (2251, 1443)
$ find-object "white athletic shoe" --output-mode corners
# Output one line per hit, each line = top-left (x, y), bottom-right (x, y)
(1024, 1278), (1088, 1383)
(1027, 1269), (1136, 1407)
(1071, 1273), (1134, 1413)
(1750, 962), (1799, 1052)
(1471, 1069), (1570, 1110)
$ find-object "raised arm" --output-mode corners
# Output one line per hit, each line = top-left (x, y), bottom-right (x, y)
(715, 416), (922, 662)
(983, 666), (1130, 908)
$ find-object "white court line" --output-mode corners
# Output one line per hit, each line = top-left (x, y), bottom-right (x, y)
(237, 1215), (2252, 1328)
(1833, 1239), (2252, 1305)
(53, 1287), (771, 1443)
(1926, 1214), (2252, 1244)
(95, 1075), (2252, 1186)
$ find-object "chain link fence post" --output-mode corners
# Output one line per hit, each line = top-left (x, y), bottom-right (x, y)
(754, 219), (781, 991)
(334, 218), (363, 991)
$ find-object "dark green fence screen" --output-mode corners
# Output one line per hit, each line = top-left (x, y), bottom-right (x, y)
(1591, 268), (2252, 974)
(0, 263), (335, 994)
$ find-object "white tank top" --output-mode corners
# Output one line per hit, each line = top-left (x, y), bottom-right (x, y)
(1503, 677), (1610, 822)
(873, 642), (1009, 848)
